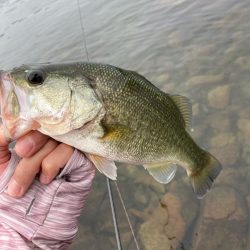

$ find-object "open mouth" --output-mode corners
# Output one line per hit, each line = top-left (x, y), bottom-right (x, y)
(0, 71), (41, 140)
(0, 71), (15, 139)
(0, 72), (21, 139)
(0, 71), (14, 110)
(0, 72), (10, 103)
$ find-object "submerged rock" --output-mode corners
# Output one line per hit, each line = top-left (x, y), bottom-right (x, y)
(194, 187), (248, 250)
(237, 118), (250, 144)
(139, 192), (186, 250)
(168, 30), (184, 47)
(209, 133), (239, 166)
(235, 56), (250, 70)
(213, 143), (239, 167)
(192, 103), (200, 117)
(216, 167), (247, 194)
(186, 74), (224, 87)
(69, 226), (95, 250)
(194, 219), (247, 250)
(161, 193), (186, 248)
(203, 186), (246, 220)
(192, 44), (216, 57)
(156, 73), (170, 84)
(139, 203), (171, 250)
(242, 145), (250, 165)
(207, 85), (230, 109)
(239, 107), (250, 119)
(208, 113), (231, 131)
(135, 172), (166, 194)
(246, 195), (250, 211)
(247, 233), (250, 250)
(210, 133), (236, 148)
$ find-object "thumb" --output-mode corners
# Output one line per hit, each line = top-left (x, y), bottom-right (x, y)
(0, 125), (11, 175)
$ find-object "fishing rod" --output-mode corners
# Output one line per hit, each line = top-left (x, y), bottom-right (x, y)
(76, 1), (140, 249)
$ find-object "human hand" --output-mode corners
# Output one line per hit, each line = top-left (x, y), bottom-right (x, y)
(0, 133), (95, 249)
(0, 127), (74, 197)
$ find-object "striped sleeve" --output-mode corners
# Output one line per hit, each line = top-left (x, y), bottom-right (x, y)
(0, 150), (96, 250)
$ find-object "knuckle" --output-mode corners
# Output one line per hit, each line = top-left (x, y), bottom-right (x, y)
(41, 158), (54, 175)
(60, 143), (74, 155)
(47, 139), (59, 149)
(34, 131), (48, 141)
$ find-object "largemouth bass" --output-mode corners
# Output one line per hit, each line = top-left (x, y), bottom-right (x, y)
(0, 62), (222, 198)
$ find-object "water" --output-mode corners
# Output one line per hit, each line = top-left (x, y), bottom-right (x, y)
(1, 0), (250, 249)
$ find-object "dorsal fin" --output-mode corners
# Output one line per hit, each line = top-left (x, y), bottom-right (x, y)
(171, 94), (192, 130)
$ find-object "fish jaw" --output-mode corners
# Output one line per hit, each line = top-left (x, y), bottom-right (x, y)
(0, 71), (40, 140)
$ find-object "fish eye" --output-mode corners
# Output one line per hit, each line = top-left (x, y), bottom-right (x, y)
(26, 70), (46, 85)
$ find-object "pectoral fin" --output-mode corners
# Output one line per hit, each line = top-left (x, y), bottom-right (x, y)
(101, 124), (130, 142)
(86, 153), (117, 180)
(144, 162), (177, 184)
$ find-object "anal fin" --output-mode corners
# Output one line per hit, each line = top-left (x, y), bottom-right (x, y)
(86, 153), (117, 180)
(144, 162), (177, 184)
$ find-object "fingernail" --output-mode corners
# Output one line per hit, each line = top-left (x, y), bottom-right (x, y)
(40, 174), (49, 184)
(8, 179), (23, 197)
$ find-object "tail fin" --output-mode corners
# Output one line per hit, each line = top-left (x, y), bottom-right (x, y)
(190, 153), (222, 199)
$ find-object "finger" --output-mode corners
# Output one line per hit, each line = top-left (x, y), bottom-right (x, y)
(14, 131), (49, 158)
(0, 146), (10, 175)
(40, 143), (74, 184)
(7, 139), (58, 197)
(0, 126), (10, 175)
(0, 125), (10, 147)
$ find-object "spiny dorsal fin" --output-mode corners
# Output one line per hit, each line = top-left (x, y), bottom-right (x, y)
(171, 94), (192, 130)
(143, 161), (177, 184)
(85, 153), (117, 180)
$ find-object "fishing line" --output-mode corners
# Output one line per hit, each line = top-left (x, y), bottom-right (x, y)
(107, 178), (122, 250)
(76, 1), (140, 250)
(114, 182), (140, 250)
(77, 0), (89, 61)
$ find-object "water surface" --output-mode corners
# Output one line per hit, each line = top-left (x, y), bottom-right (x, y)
(1, 0), (250, 249)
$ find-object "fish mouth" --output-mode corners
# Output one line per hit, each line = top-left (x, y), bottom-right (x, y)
(0, 71), (17, 139)
(0, 71), (12, 99)
(0, 71), (40, 140)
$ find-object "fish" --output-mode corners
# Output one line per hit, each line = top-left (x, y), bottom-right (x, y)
(0, 62), (222, 198)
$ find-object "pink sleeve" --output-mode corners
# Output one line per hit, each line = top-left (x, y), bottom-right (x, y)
(0, 150), (96, 250)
